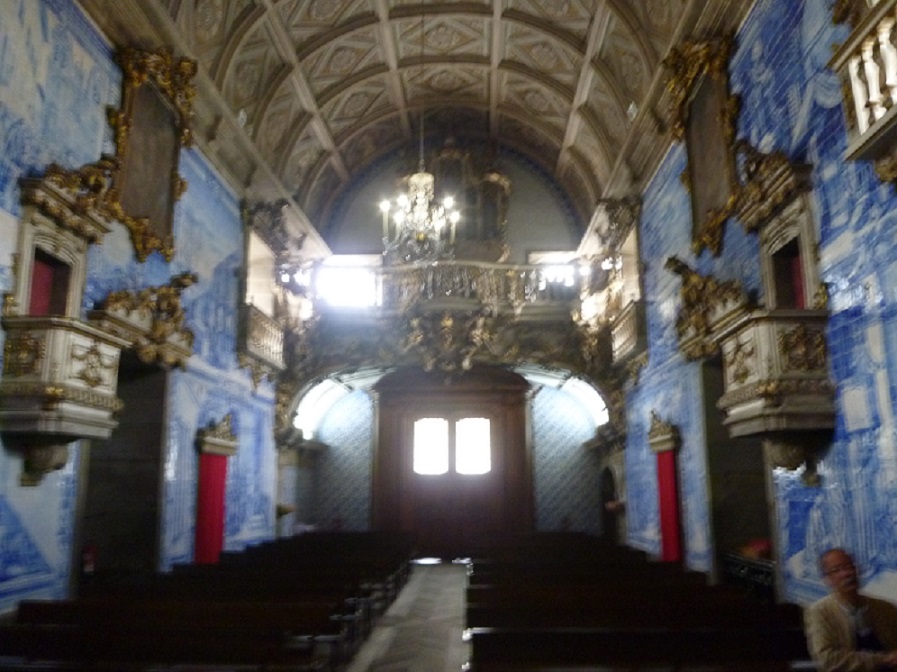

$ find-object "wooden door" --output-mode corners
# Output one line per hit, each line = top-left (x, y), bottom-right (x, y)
(372, 366), (533, 558)
(408, 414), (505, 556)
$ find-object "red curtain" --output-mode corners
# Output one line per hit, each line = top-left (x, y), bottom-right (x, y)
(656, 450), (682, 562)
(195, 453), (228, 564)
(29, 256), (55, 315)
(791, 255), (805, 309)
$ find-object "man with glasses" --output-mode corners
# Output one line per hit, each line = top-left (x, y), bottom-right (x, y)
(804, 548), (897, 671)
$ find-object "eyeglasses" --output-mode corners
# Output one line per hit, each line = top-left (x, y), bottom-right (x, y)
(825, 563), (856, 575)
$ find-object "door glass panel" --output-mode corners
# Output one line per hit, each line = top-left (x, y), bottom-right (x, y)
(413, 418), (449, 475)
(456, 417), (491, 475)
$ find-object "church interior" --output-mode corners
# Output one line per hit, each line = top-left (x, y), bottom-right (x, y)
(1, 0), (897, 668)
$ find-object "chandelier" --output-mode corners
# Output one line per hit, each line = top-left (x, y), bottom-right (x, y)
(380, 152), (460, 264)
(379, 16), (460, 265)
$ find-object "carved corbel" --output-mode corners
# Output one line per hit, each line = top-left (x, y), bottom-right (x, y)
(19, 442), (70, 487)
(762, 433), (829, 487)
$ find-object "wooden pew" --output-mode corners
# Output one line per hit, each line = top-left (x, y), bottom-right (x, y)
(468, 625), (810, 672)
(463, 533), (813, 671)
(0, 531), (417, 671)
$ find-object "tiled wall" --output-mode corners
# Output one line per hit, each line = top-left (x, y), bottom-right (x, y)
(0, 0), (277, 607)
(313, 386), (602, 535)
(630, 0), (897, 604)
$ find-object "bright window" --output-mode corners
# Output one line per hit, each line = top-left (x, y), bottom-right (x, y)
(413, 417), (491, 475)
(413, 418), (449, 475)
(455, 418), (491, 475)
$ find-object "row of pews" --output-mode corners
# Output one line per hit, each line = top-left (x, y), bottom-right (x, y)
(463, 533), (816, 672)
(0, 531), (417, 671)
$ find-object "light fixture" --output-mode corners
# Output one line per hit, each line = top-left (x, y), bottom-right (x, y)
(380, 15), (460, 265)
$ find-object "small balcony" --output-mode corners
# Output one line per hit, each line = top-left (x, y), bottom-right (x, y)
(715, 309), (835, 437)
(830, 0), (897, 176)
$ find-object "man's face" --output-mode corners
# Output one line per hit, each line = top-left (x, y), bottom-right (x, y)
(822, 550), (859, 600)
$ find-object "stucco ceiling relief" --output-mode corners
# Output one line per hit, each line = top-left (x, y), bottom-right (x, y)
(508, 0), (596, 39)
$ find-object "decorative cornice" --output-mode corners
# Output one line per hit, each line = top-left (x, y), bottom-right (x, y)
(0, 382), (124, 412)
(648, 410), (680, 453)
(733, 142), (813, 233)
(197, 413), (238, 456)
(19, 174), (112, 245)
(717, 377), (835, 411)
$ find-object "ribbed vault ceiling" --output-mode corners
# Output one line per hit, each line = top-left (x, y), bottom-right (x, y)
(80, 0), (747, 252)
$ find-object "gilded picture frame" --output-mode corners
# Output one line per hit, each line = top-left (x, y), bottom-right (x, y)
(664, 36), (739, 257)
(106, 47), (196, 262)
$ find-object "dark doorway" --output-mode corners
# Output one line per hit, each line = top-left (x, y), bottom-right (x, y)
(77, 351), (166, 584)
(600, 467), (619, 544)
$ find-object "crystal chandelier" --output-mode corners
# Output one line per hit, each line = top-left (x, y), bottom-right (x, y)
(380, 152), (460, 265)
(379, 16), (460, 265)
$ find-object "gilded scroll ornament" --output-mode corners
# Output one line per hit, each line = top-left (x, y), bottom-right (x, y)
(115, 47), (196, 147)
(3, 331), (45, 377)
(402, 308), (498, 373)
(726, 335), (755, 385)
(665, 256), (747, 360)
(664, 36), (734, 142)
(90, 273), (197, 367)
(831, 0), (864, 28)
(197, 413), (239, 456)
(71, 341), (116, 389)
(102, 47), (196, 262)
(778, 324), (826, 372)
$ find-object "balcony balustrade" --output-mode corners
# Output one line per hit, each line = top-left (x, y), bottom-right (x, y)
(831, 0), (897, 176)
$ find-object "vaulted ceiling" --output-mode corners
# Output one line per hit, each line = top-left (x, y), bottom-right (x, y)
(79, 0), (748, 256)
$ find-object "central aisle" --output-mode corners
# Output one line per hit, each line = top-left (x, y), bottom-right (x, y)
(346, 560), (470, 672)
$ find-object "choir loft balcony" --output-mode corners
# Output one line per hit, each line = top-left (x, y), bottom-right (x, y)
(284, 257), (606, 382)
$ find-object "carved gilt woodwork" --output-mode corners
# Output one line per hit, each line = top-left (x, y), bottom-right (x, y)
(665, 256), (751, 360)
(0, 175), (126, 484)
(664, 35), (739, 256)
(715, 310), (834, 438)
(88, 273), (197, 368)
(0, 316), (129, 484)
(733, 142), (813, 233)
(107, 47), (196, 261)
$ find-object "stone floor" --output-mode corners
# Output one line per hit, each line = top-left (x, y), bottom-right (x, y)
(345, 560), (470, 672)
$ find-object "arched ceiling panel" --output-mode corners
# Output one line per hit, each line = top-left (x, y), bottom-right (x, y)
(501, 71), (571, 136)
(506, 0), (597, 41)
(220, 21), (290, 125)
(505, 21), (582, 90)
(319, 74), (396, 137)
(95, 0), (753, 248)
(278, 0), (374, 45)
(302, 25), (383, 96)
